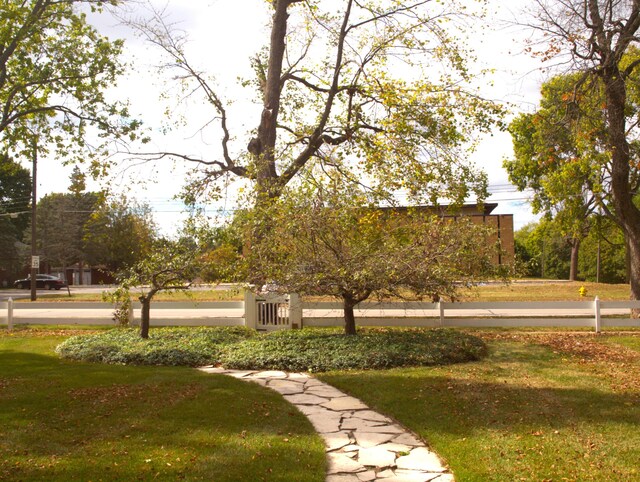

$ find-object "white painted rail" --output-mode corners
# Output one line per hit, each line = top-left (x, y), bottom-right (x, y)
(1, 297), (639, 332)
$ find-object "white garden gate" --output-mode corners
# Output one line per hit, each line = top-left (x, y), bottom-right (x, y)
(243, 291), (302, 331)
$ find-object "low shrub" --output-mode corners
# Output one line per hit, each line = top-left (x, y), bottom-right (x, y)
(56, 326), (256, 366)
(219, 327), (488, 372)
(56, 326), (487, 371)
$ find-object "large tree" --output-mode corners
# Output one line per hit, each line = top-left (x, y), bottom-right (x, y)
(525, 0), (640, 305)
(249, 174), (503, 335)
(130, 1), (502, 207)
(0, 0), (140, 167)
(35, 191), (100, 275)
(0, 154), (31, 277)
(505, 73), (611, 280)
(83, 195), (156, 272)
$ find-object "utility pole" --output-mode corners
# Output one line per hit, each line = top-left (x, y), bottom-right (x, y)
(30, 138), (37, 301)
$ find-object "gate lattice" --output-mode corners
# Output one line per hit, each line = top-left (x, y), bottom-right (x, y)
(256, 294), (291, 331)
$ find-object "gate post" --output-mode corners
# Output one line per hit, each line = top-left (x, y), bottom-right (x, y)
(244, 289), (257, 329)
(289, 293), (302, 329)
(594, 296), (601, 333)
(7, 298), (13, 332)
(438, 299), (445, 327)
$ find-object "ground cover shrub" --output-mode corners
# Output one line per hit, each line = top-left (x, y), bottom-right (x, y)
(219, 327), (488, 372)
(56, 326), (256, 366)
(56, 326), (486, 371)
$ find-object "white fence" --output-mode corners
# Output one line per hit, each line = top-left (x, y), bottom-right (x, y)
(2, 295), (640, 332)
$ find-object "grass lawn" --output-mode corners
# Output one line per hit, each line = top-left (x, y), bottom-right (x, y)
(319, 331), (640, 481)
(13, 280), (632, 303)
(14, 287), (245, 303)
(0, 330), (325, 481)
(465, 281), (630, 301)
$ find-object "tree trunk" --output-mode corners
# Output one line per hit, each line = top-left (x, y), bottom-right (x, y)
(139, 289), (158, 339)
(140, 296), (151, 339)
(627, 231), (640, 318)
(569, 237), (580, 281)
(603, 69), (640, 311)
(342, 296), (357, 335)
(251, 0), (293, 199)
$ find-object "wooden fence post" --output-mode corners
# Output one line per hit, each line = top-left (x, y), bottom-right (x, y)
(7, 298), (13, 332)
(128, 302), (134, 326)
(289, 293), (302, 329)
(594, 296), (601, 333)
(244, 289), (257, 329)
(438, 299), (445, 327)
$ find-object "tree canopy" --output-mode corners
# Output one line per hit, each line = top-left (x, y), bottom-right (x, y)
(83, 195), (156, 272)
(0, 154), (31, 277)
(0, 0), (140, 169)
(248, 174), (503, 335)
(504, 71), (616, 279)
(524, 0), (640, 304)
(130, 0), (503, 207)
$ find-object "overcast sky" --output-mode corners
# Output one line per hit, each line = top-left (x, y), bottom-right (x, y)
(33, 0), (549, 233)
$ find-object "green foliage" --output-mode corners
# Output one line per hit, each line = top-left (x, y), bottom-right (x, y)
(515, 220), (572, 280)
(102, 285), (132, 326)
(249, 176), (504, 311)
(578, 217), (627, 284)
(219, 328), (488, 372)
(187, 214), (248, 283)
(0, 154), (30, 276)
(516, 217), (628, 283)
(33, 191), (100, 269)
(55, 327), (257, 366)
(83, 195), (156, 272)
(55, 326), (486, 372)
(141, 1), (504, 206)
(0, 0), (142, 169)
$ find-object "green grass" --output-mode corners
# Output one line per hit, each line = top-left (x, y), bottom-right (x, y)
(13, 288), (244, 302)
(0, 331), (325, 481)
(319, 335), (640, 481)
(13, 280), (632, 303)
(465, 281), (630, 301)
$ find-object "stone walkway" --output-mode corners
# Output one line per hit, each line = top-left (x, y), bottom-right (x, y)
(198, 367), (454, 482)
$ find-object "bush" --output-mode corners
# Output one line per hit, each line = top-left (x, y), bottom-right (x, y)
(56, 327), (256, 366)
(56, 326), (487, 371)
(219, 327), (488, 372)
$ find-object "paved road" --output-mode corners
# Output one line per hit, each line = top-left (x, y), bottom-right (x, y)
(0, 283), (239, 301)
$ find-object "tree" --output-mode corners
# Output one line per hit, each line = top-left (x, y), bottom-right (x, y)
(514, 220), (572, 280)
(130, 1), (502, 207)
(524, 0), (640, 305)
(35, 191), (99, 274)
(83, 195), (156, 272)
(112, 239), (200, 338)
(579, 215), (627, 283)
(505, 72), (616, 280)
(0, 0), (141, 168)
(0, 154), (31, 277)
(249, 176), (503, 335)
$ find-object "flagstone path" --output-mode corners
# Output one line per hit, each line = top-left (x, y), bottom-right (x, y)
(198, 367), (454, 482)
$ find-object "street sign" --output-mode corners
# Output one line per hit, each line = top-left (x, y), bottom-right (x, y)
(31, 256), (39, 268)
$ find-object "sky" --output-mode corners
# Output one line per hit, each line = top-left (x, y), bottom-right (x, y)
(31, 0), (549, 233)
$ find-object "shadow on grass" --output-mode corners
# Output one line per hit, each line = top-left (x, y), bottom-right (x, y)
(0, 349), (325, 482)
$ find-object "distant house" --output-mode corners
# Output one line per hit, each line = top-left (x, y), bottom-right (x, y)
(379, 203), (514, 266)
(50, 264), (115, 286)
